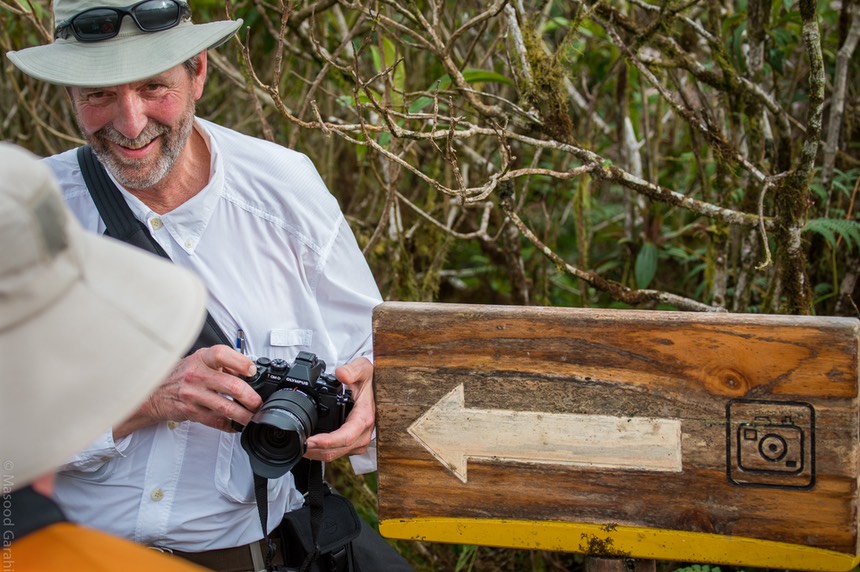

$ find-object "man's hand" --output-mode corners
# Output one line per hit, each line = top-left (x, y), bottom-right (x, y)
(304, 356), (375, 462)
(113, 344), (261, 439)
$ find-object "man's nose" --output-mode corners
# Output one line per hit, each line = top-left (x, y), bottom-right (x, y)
(111, 92), (149, 140)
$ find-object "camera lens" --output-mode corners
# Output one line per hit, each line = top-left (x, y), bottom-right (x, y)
(253, 427), (300, 461)
(758, 433), (788, 462)
(240, 389), (318, 479)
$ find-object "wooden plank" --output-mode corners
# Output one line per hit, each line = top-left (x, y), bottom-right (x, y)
(372, 302), (860, 571)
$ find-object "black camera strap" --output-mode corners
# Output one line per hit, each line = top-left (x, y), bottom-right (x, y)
(257, 459), (328, 572)
(76, 145), (232, 353)
(302, 459), (328, 570)
(78, 145), (338, 572)
(254, 474), (278, 569)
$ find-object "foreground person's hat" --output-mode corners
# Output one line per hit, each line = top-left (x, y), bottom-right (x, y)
(6, 0), (242, 87)
(0, 142), (207, 489)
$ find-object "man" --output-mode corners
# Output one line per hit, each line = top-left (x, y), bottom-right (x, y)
(0, 141), (209, 570)
(6, 1), (411, 570)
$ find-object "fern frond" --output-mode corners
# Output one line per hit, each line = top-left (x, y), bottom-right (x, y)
(803, 218), (860, 251)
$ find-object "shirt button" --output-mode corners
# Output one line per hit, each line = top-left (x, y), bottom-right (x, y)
(150, 218), (163, 230)
(151, 488), (165, 502)
(184, 240), (193, 249)
(167, 421), (179, 430)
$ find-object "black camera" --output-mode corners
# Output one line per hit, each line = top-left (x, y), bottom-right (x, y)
(236, 351), (354, 479)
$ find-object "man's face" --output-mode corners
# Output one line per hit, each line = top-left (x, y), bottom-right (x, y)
(69, 60), (205, 190)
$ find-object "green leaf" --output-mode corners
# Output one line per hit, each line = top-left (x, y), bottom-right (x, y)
(729, 21), (748, 74)
(460, 68), (513, 86)
(384, 38), (404, 108)
(544, 16), (570, 33)
(832, 168), (860, 196)
(370, 46), (382, 75)
(410, 69), (512, 113)
(674, 565), (722, 572)
(635, 242), (659, 289)
(803, 218), (860, 251)
(808, 181), (828, 203)
(368, 41), (406, 109)
(336, 92), (376, 109)
(664, 246), (693, 262)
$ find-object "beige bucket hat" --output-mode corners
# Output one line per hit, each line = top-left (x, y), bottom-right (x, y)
(6, 0), (242, 87)
(0, 142), (207, 489)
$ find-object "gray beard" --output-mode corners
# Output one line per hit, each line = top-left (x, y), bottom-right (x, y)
(80, 109), (195, 191)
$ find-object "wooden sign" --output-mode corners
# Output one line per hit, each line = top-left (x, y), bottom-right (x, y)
(372, 302), (860, 571)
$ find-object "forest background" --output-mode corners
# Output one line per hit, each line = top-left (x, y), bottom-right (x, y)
(2, 0), (859, 570)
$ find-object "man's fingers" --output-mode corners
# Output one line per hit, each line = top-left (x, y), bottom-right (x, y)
(303, 443), (368, 463)
(296, 356), (376, 459)
(305, 410), (373, 452)
(218, 372), (262, 413)
(198, 344), (256, 377)
(160, 345), (261, 429)
(335, 357), (372, 387)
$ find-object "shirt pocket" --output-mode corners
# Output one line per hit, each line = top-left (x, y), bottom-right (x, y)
(214, 432), (283, 504)
(269, 328), (314, 349)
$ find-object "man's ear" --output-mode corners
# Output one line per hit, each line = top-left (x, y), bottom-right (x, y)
(193, 51), (208, 101)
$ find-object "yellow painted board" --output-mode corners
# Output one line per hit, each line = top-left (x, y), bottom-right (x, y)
(381, 517), (860, 572)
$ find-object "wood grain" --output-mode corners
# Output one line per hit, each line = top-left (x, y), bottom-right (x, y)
(372, 302), (860, 555)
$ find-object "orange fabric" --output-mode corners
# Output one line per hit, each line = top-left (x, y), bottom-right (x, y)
(7, 523), (210, 571)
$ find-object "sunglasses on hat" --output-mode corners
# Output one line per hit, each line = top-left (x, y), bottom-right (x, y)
(54, 0), (191, 42)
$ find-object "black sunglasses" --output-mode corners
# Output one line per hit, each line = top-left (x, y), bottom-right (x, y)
(54, 0), (191, 42)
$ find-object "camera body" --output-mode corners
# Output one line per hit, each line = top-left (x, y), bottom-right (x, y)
(737, 416), (804, 474)
(243, 352), (354, 434)
(237, 351), (354, 478)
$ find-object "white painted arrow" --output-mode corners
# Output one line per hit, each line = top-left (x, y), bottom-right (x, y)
(408, 384), (682, 483)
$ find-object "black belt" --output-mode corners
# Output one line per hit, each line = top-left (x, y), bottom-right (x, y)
(164, 536), (283, 572)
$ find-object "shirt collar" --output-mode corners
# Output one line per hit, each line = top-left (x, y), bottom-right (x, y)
(111, 118), (224, 255)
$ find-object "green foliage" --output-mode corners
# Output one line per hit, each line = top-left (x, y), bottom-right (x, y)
(830, 169), (860, 201)
(454, 544), (479, 571)
(410, 68), (513, 113)
(635, 242), (659, 289)
(371, 38), (405, 109)
(803, 219), (860, 252)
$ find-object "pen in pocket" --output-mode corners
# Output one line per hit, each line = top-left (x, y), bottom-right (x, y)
(235, 328), (246, 355)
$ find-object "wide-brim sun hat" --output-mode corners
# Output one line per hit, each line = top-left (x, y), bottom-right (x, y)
(6, 0), (242, 87)
(0, 142), (208, 489)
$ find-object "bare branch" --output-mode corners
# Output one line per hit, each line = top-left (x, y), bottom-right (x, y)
(500, 183), (723, 312)
(822, 2), (860, 186)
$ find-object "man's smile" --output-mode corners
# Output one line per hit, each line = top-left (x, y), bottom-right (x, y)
(112, 136), (158, 159)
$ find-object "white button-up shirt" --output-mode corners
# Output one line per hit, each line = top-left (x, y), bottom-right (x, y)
(44, 118), (382, 551)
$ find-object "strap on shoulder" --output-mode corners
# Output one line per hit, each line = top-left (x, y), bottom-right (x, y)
(76, 145), (231, 352)
(77, 145), (170, 255)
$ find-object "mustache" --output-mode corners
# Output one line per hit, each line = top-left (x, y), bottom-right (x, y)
(95, 122), (169, 150)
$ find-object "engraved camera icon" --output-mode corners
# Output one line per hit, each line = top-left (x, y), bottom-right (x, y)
(727, 399), (814, 489)
(737, 416), (803, 474)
